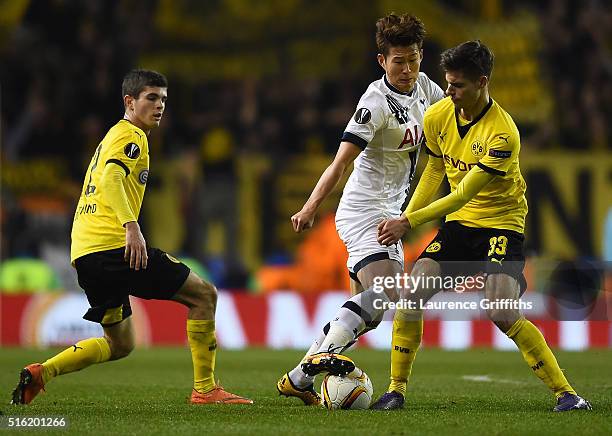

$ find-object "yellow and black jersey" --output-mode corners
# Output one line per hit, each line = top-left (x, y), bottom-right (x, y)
(422, 97), (527, 232)
(71, 119), (149, 262)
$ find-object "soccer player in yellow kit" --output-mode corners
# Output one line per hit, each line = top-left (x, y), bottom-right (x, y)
(11, 70), (252, 406)
(372, 41), (591, 412)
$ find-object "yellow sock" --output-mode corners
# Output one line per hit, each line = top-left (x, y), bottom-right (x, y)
(187, 319), (217, 393)
(388, 309), (423, 396)
(42, 337), (111, 384)
(506, 318), (576, 398)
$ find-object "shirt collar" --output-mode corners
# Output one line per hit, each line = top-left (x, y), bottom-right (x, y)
(383, 74), (415, 97)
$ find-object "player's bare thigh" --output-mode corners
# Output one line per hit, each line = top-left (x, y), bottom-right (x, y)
(400, 258), (443, 305)
(485, 273), (521, 333)
(356, 258), (403, 301)
(349, 277), (365, 296)
(103, 317), (135, 360)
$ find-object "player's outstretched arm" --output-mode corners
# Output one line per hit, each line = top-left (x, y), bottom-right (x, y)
(375, 155), (444, 246)
(377, 166), (494, 246)
(405, 154), (446, 214)
(407, 166), (494, 227)
(291, 141), (361, 232)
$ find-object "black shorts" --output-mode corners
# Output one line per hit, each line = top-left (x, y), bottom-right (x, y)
(75, 247), (190, 326)
(418, 221), (527, 295)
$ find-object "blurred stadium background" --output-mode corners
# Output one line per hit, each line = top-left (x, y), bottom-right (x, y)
(1, 0), (611, 351)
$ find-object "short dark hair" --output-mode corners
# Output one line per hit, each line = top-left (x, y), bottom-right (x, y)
(440, 40), (494, 80)
(375, 13), (426, 56)
(121, 69), (167, 98)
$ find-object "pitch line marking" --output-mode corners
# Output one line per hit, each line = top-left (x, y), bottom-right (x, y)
(462, 375), (527, 385)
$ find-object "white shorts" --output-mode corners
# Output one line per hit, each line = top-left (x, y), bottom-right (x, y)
(335, 204), (404, 280)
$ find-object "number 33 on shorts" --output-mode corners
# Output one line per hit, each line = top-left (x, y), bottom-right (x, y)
(487, 235), (508, 256)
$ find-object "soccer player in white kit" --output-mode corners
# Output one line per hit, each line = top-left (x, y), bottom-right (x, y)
(277, 13), (444, 405)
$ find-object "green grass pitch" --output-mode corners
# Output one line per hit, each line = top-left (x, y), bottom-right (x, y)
(1, 347), (611, 435)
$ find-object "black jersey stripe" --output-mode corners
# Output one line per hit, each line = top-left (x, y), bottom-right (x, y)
(106, 159), (130, 176)
(408, 149), (418, 180)
(385, 94), (410, 124)
(477, 162), (505, 176)
(342, 131), (368, 150)
(423, 145), (442, 158)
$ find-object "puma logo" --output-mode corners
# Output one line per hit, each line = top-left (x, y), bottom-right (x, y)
(498, 135), (510, 143)
(491, 257), (504, 265)
(72, 345), (83, 352)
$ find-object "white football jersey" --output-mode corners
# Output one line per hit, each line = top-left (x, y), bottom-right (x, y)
(338, 73), (445, 216)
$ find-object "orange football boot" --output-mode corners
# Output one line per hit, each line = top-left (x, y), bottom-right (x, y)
(11, 364), (46, 405)
(190, 386), (253, 405)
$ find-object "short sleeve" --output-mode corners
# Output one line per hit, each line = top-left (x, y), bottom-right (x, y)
(105, 130), (146, 176)
(477, 132), (519, 176)
(342, 89), (387, 150)
(422, 110), (443, 158)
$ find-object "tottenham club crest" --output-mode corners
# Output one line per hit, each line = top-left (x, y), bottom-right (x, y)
(354, 108), (371, 124)
(138, 169), (149, 184)
(124, 143), (140, 159)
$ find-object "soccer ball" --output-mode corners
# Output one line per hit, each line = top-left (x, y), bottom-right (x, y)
(321, 367), (373, 410)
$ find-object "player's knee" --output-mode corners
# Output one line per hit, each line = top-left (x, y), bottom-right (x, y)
(178, 275), (217, 311)
(194, 277), (217, 309)
(381, 286), (400, 303)
(107, 336), (135, 360)
(112, 342), (134, 360)
(486, 308), (519, 333)
(370, 274), (400, 301)
(413, 258), (440, 279)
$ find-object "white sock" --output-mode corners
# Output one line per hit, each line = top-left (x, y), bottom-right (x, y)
(288, 331), (326, 388)
(303, 330), (327, 358)
(316, 323), (356, 354)
(316, 289), (390, 354)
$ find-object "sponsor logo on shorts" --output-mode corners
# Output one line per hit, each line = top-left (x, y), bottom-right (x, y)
(124, 142), (140, 159)
(164, 253), (180, 263)
(354, 108), (371, 124)
(426, 242), (441, 253)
